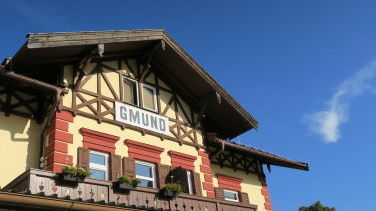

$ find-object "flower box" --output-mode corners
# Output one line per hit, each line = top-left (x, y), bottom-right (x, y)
(162, 188), (179, 197)
(160, 183), (183, 198)
(59, 173), (85, 183)
(114, 176), (140, 192)
(116, 181), (135, 191)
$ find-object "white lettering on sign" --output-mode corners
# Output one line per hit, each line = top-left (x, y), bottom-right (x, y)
(115, 101), (169, 135)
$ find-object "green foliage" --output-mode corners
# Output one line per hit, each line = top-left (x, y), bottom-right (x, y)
(299, 201), (337, 211)
(117, 176), (141, 186)
(61, 166), (91, 177)
(163, 183), (184, 194)
(76, 167), (91, 177)
(132, 178), (141, 186)
(61, 165), (76, 174)
(117, 176), (132, 183)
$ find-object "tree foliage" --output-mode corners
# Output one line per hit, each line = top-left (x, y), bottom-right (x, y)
(299, 201), (337, 211)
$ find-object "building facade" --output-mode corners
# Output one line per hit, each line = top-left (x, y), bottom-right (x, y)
(0, 30), (308, 211)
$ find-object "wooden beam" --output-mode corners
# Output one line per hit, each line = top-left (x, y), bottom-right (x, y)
(140, 40), (165, 82)
(73, 45), (103, 91)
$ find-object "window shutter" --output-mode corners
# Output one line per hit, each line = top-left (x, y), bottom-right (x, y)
(214, 187), (224, 200)
(122, 157), (135, 178)
(77, 147), (89, 171)
(111, 154), (122, 181)
(158, 164), (171, 188)
(192, 172), (202, 196)
(239, 192), (249, 204)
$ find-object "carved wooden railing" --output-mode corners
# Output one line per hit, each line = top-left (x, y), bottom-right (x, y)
(3, 169), (257, 211)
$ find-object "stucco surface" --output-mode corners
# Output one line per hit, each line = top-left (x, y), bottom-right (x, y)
(0, 112), (42, 187)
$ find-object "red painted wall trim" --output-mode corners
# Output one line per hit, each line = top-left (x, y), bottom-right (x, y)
(168, 150), (197, 171)
(45, 141), (68, 156)
(45, 111), (74, 173)
(216, 174), (242, 192)
(259, 175), (273, 211)
(202, 182), (214, 191)
(55, 111), (73, 122)
(80, 128), (120, 154)
(48, 130), (73, 144)
(125, 139), (164, 153)
(168, 151), (197, 161)
(80, 128), (120, 143)
(198, 151), (209, 158)
(47, 152), (73, 166)
(200, 165), (212, 174)
(198, 150), (215, 198)
(125, 139), (164, 164)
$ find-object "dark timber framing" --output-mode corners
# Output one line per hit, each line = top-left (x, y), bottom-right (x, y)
(66, 58), (204, 149)
(206, 133), (309, 171)
(13, 30), (258, 139)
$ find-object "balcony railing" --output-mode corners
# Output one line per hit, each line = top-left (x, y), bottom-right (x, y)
(3, 169), (257, 211)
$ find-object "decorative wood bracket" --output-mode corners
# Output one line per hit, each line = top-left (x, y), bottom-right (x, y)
(73, 44), (104, 91)
(206, 140), (259, 174)
(140, 40), (166, 82)
(194, 91), (222, 128)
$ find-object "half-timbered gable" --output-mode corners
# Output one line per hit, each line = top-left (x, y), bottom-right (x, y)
(61, 58), (204, 149)
(0, 30), (308, 211)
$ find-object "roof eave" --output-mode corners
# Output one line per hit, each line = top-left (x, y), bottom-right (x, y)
(208, 137), (309, 171)
(18, 29), (258, 137)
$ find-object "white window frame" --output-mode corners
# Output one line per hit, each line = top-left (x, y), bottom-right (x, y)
(122, 76), (139, 106)
(141, 83), (158, 112)
(186, 171), (194, 194)
(89, 150), (109, 181)
(135, 160), (157, 188)
(223, 189), (239, 202)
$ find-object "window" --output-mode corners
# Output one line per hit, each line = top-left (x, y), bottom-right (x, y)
(123, 77), (139, 106)
(224, 189), (239, 202)
(135, 160), (156, 188)
(141, 84), (157, 112)
(89, 150), (109, 180)
(186, 171), (194, 195)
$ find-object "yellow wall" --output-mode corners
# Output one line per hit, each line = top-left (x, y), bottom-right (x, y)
(211, 164), (266, 211)
(0, 112), (42, 187)
(63, 60), (206, 194)
(61, 60), (265, 206)
(62, 60), (203, 146)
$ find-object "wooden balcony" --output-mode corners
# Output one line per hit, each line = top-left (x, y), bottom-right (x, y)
(2, 169), (257, 211)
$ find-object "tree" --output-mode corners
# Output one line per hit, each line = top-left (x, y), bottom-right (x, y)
(299, 201), (337, 211)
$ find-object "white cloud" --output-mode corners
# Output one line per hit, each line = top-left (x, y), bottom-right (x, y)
(308, 62), (376, 143)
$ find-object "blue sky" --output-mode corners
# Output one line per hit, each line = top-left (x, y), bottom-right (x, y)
(1, 1), (376, 210)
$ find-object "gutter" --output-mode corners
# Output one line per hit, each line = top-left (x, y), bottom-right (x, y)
(0, 191), (139, 211)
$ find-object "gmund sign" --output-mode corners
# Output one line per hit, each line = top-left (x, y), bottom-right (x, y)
(115, 102), (170, 135)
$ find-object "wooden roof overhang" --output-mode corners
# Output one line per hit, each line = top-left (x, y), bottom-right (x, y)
(206, 134), (309, 172)
(10, 30), (258, 139)
(0, 72), (64, 123)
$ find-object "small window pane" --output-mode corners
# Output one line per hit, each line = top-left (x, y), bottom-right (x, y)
(90, 169), (106, 180)
(136, 163), (153, 178)
(224, 190), (239, 201)
(187, 171), (193, 194)
(139, 179), (154, 188)
(90, 153), (105, 165)
(124, 79), (138, 105)
(142, 86), (156, 111)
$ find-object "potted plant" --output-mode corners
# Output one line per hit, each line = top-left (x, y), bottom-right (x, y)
(60, 166), (91, 183)
(115, 176), (141, 191)
(161, 183), (184, 198)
